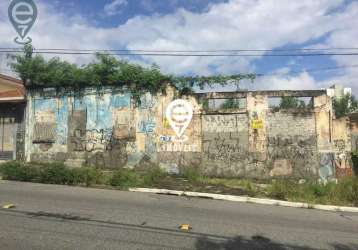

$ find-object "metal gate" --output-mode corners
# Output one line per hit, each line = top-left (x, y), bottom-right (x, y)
(0, 116), (16, 160)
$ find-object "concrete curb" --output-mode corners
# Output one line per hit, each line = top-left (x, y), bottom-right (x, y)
(129, 188), (358, 213)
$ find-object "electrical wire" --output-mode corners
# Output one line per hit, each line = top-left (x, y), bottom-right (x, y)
(1, 47), (358, 52)
(1, 50), (358, 57)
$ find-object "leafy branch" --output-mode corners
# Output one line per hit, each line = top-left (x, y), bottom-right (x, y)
(8, 45), (256, 102)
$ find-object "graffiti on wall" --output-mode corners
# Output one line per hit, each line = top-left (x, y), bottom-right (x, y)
(333, 139), (352, 178)
(85, 129), (112, 152)
(29, 88), (349, 178)
(201, 113), (249, 176)
(158, 143), (199, 152)
(72, 128), (112, 152)
(333, 139), (349, 169)
(33, 123), (56, 143)
(353, 135), (358, 152)
(33, 111), (56, 144)
(110, 93), (131, 109)
(202, 115), (237, 133)
(139, 93), (156, 110)
(112, 109), (136, 140)
(267, 135), (317, 177)
(203, 135), (246, 162)
(138, 117), (156, 134)
(319, 153), (334, 182)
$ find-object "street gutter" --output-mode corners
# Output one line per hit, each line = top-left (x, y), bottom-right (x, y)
(129, 188), (358, 213)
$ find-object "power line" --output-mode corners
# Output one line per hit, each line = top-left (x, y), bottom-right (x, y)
(1, 50), (358, 57)
(257, 64), (358, 77)
(1, 47), (358, 52)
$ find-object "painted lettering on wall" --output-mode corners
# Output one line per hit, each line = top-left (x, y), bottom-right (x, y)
(158, 143), (199, 152)
(138, 121), (156, 133)
(203, 135), (245, 162)
(202, 115), (237, 133)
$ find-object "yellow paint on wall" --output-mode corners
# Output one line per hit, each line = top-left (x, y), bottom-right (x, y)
(137, 134), (146, 151)
(251, 119), (264, 129)
(163, 117), (170, 129)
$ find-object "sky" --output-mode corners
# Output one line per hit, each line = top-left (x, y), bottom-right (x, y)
(0, 0), (357, 95)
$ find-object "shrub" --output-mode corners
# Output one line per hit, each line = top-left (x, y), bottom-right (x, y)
(143, 167), (166, 186)
(72, 167), (104, 187)
(0, 161), (40, 182)
(0, 161), (106, 186)
(110, 169), (141, 189)
(39, 162), (72, 185)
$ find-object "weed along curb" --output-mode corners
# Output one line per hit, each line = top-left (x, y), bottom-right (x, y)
(129, 188), (358, 213)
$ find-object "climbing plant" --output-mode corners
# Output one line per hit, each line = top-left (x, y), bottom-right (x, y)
(8, 45), (256, 101)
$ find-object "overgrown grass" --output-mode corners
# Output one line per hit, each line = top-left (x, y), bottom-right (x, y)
(267, 178), (358, 206)
(110, 169), (141, 189)
(0, 161), (103, 187)
(352, 152), (358, 175)
(182, 167), (201, 183)
(142, 167), (167, 186)
(1, 161), (357, 207)
(0, 161), (167, 190)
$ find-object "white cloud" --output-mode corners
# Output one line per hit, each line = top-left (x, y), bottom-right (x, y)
(254, 72), (318, 91)
(0, 0), (357, 94)
(104, 0), (128, 16)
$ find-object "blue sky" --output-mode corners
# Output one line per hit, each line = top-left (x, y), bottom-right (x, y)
(0, 0), (357, 94)
(46, 0), (229, 27)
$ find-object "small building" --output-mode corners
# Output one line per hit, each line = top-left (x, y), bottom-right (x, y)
(0, 74), (26, 161)
(327, 84), (352, 99)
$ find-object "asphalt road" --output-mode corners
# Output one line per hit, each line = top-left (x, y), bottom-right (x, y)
(0, 181), (357, 250)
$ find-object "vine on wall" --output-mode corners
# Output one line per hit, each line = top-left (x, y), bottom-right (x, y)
(8, 45), (256, 102)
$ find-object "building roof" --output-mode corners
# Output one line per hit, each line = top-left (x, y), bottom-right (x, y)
(0, 74), (25, 103)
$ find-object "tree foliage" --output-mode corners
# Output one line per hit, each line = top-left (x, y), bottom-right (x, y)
(279, 96), (308, 109)
(8, 45), (255, 101)
(220, 98), (242, 109)
(333, 94), (358, 118)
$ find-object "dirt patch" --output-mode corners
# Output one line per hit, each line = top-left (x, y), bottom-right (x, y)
(148, 176), (253, 196)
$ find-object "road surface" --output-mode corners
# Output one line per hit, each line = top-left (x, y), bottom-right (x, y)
(0, 180), (357, 250)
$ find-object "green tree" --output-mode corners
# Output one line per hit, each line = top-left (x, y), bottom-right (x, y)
(333, 94), (358, 118)
(220, 98), (241, 109)
(279, 96), (306, 109)
(8, 45), (256, 99)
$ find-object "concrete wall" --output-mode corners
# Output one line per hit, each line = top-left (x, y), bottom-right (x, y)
(266, 111), (318, 178)
(351, 119), (358, 152)
(24, 86), (353, 180)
